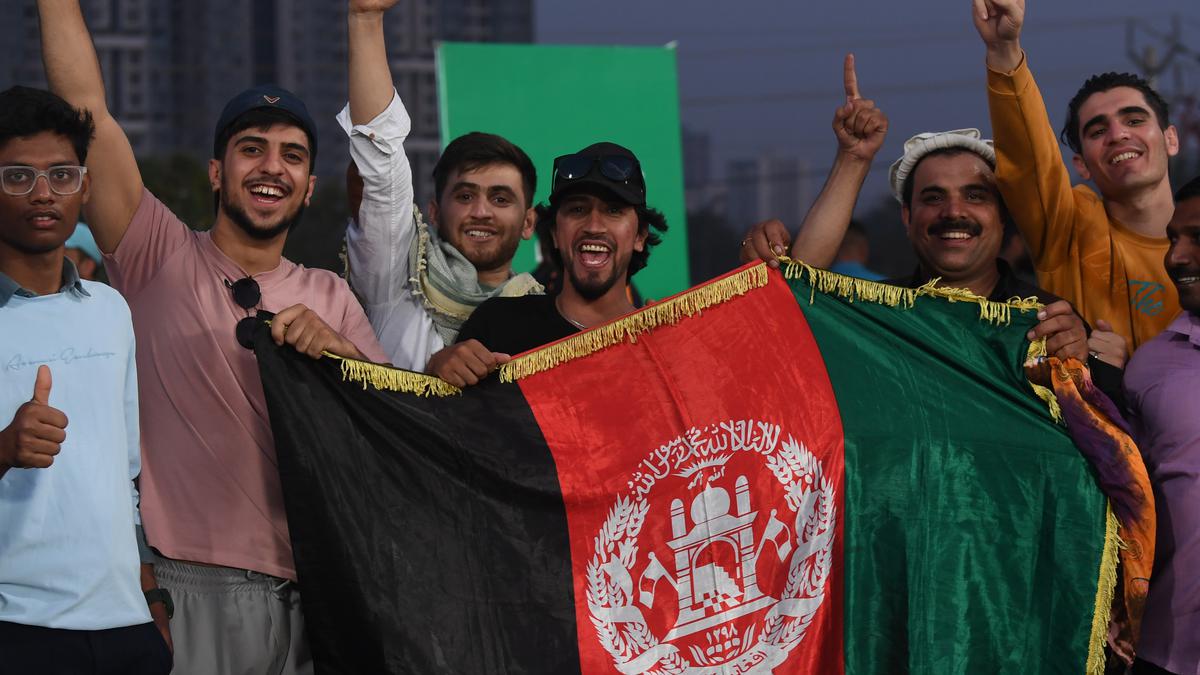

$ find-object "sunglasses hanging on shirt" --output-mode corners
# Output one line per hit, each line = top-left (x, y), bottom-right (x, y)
(225, 277), (264, 350)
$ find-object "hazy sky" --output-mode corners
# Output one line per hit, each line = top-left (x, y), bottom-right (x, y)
(537, 0), (1200, 207)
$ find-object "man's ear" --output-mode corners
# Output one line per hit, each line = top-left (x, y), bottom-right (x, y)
(304, 176), (317, 206)
(208, 159), (222, 192)
(1071, 154), (1092, 181)
(427, 199), (440, 227)
(634, 223), (649, 253)
(901, 202), (912, 230)
(79, 172), (91, 206)
(520, 207), (536, 240)
(1165, 124), (1181, 158)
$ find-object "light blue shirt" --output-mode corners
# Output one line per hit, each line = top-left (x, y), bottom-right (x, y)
(0, 266), (150, 629)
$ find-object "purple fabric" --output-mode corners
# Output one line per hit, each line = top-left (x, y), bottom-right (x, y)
(1124, 313), (1200, 673)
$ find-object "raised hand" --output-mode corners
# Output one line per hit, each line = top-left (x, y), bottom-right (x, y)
(972, 0), (1024, 71)
(348, 0), (401, 15)
(0, 366), (70, 474)
(832, 54), (888, 163)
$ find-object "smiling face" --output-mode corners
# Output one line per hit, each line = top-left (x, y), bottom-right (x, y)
(553, 190), (647, 300)
(429, 162), (534, 280)
(209, 123), (316, 241)
(0, 131), (89, 257)
(1166, 196), (1200, 314)
(1071, 86), (1179, 198)
(902, 151), (1004, 287)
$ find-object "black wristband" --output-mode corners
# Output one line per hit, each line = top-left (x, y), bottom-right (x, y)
(144, 587), (174, 620)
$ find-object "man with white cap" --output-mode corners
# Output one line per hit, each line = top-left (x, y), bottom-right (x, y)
(740, 56), (1123, 369)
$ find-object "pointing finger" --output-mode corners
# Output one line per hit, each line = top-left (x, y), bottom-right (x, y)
(843, 53), (860, 101)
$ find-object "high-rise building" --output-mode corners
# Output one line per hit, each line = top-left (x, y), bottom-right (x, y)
(2, 0), (533, 201)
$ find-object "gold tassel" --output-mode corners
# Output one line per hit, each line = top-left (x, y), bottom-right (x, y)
(1086, 505), (1120, 675)
(1024, 338), (1063, 423)
(499, 264), (769, 382)
(780, 258), (1042, 325)
(329, 354), (461, 397)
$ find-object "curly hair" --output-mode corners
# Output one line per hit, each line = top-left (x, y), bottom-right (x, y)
(535, 201), (668, 278)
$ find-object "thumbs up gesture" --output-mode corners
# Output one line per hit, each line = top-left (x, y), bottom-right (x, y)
(833, 54), (888, 163)
(1, 366), (69, 472)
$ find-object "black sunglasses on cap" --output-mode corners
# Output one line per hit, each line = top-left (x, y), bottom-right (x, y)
(551, 153), (646, 205)
(226, 277), (264, 350)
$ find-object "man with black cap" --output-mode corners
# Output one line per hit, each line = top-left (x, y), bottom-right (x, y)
(427, 142), (668, 386)
(38, 1), (387, 673)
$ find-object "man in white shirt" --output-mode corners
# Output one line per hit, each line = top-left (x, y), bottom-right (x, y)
(341, 0), (541, 371)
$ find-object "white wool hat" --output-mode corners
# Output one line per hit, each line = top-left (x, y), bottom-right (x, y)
(888, 128), (996, 203)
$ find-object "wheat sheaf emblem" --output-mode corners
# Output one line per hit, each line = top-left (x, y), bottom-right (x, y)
(587, 421), (835, 674)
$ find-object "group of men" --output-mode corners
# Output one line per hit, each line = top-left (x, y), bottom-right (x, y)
(0, 0), (1196, 674)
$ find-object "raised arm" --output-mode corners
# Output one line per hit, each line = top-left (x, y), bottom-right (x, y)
(791, 55), (888, 267)
(38, 0), (143, 254)
(348, 0), (399, 124)
(973, 0), (1080, 271)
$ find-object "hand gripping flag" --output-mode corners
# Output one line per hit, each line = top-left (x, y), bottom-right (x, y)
(254, 262), (1152, 675)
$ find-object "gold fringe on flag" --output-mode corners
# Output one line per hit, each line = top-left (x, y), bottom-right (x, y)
(328, 353), (461, 397)
(498, 264), (769, 382)
(780, 258), (1043, 325)
(1086, 505), (1120, 675)
(1024, 339), (1064, 423)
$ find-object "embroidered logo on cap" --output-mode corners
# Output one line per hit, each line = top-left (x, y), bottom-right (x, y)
(263, 95), (281, 104)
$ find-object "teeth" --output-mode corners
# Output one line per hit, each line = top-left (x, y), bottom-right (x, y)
(580, 244), (610, 253)
(1177, 276), (1200, 284)
(939, 232), (971, 240)
(251, 185), (284, 197)
(1110, 152), (1140, 165)
(465, 229), (492, 239)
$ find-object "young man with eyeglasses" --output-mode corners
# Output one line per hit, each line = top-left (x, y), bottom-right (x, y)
(427, 142), (668, 386)
(341, 0), (542, 371)
(37, 2), (388, 673)
(0, 86), (171, 675)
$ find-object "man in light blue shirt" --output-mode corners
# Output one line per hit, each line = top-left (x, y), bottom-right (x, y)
(0, 85), (170, 674)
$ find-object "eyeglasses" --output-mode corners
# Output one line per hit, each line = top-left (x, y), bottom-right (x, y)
(1, 165), (88, 196)
(551, 153), (645, 200)
(225, 277), (263, 350)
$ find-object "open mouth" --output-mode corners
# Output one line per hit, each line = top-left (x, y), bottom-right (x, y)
(463, 227), (496, 241)
(576, 240), (613, 268)
(1171, 273), (1200, 286)
(1109, 151), (1142, 166)
(929, 221), (981, 243)
(247, 183), (289, 205)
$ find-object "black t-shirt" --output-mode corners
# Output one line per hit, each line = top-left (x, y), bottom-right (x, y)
(455, 294), (580, 356)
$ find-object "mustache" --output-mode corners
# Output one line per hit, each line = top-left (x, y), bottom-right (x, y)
(1167, 264), (1200, 281)
(928, 218), (983, 237)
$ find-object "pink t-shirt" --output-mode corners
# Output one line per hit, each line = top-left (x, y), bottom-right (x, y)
(106, 190), (387, 580)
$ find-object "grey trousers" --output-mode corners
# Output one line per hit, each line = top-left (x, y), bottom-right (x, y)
(153, 556), (313, 675)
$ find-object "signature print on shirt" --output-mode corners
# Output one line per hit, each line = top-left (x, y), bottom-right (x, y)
(4, 347), (116, 372)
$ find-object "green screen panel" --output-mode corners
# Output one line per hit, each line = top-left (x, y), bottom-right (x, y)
(437, 42), (690, 302)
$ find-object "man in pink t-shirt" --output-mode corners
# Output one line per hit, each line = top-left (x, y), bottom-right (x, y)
(39, 2), (388, 673)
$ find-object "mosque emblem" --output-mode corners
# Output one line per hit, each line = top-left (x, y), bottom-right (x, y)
(587, 420), (836, 674)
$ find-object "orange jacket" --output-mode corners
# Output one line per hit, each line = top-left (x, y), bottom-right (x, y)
(987, 55), (1179, 350)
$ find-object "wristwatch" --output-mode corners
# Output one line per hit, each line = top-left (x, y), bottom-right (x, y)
(144, 587), (174, 620)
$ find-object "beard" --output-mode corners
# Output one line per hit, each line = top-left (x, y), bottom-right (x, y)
(447, 222), (523, 274)
(566, 258), (626, 300)
(219, 180), (305, 241)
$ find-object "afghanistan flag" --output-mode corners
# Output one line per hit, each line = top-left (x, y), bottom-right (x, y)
(255, 262), (1152, 675)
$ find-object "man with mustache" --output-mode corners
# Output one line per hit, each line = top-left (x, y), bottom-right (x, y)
(38, 1), (388, 673)
(427, 142), (668, 386)
(973, 0), (1180, 350)
(1123, 176), (1200, 675)
(742, 56), (1104, 369)
(341, 0), (542, 371)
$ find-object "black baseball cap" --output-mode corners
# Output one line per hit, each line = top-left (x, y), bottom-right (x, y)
(549, 142), (646, 207)
(212, 85), (317, 163)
